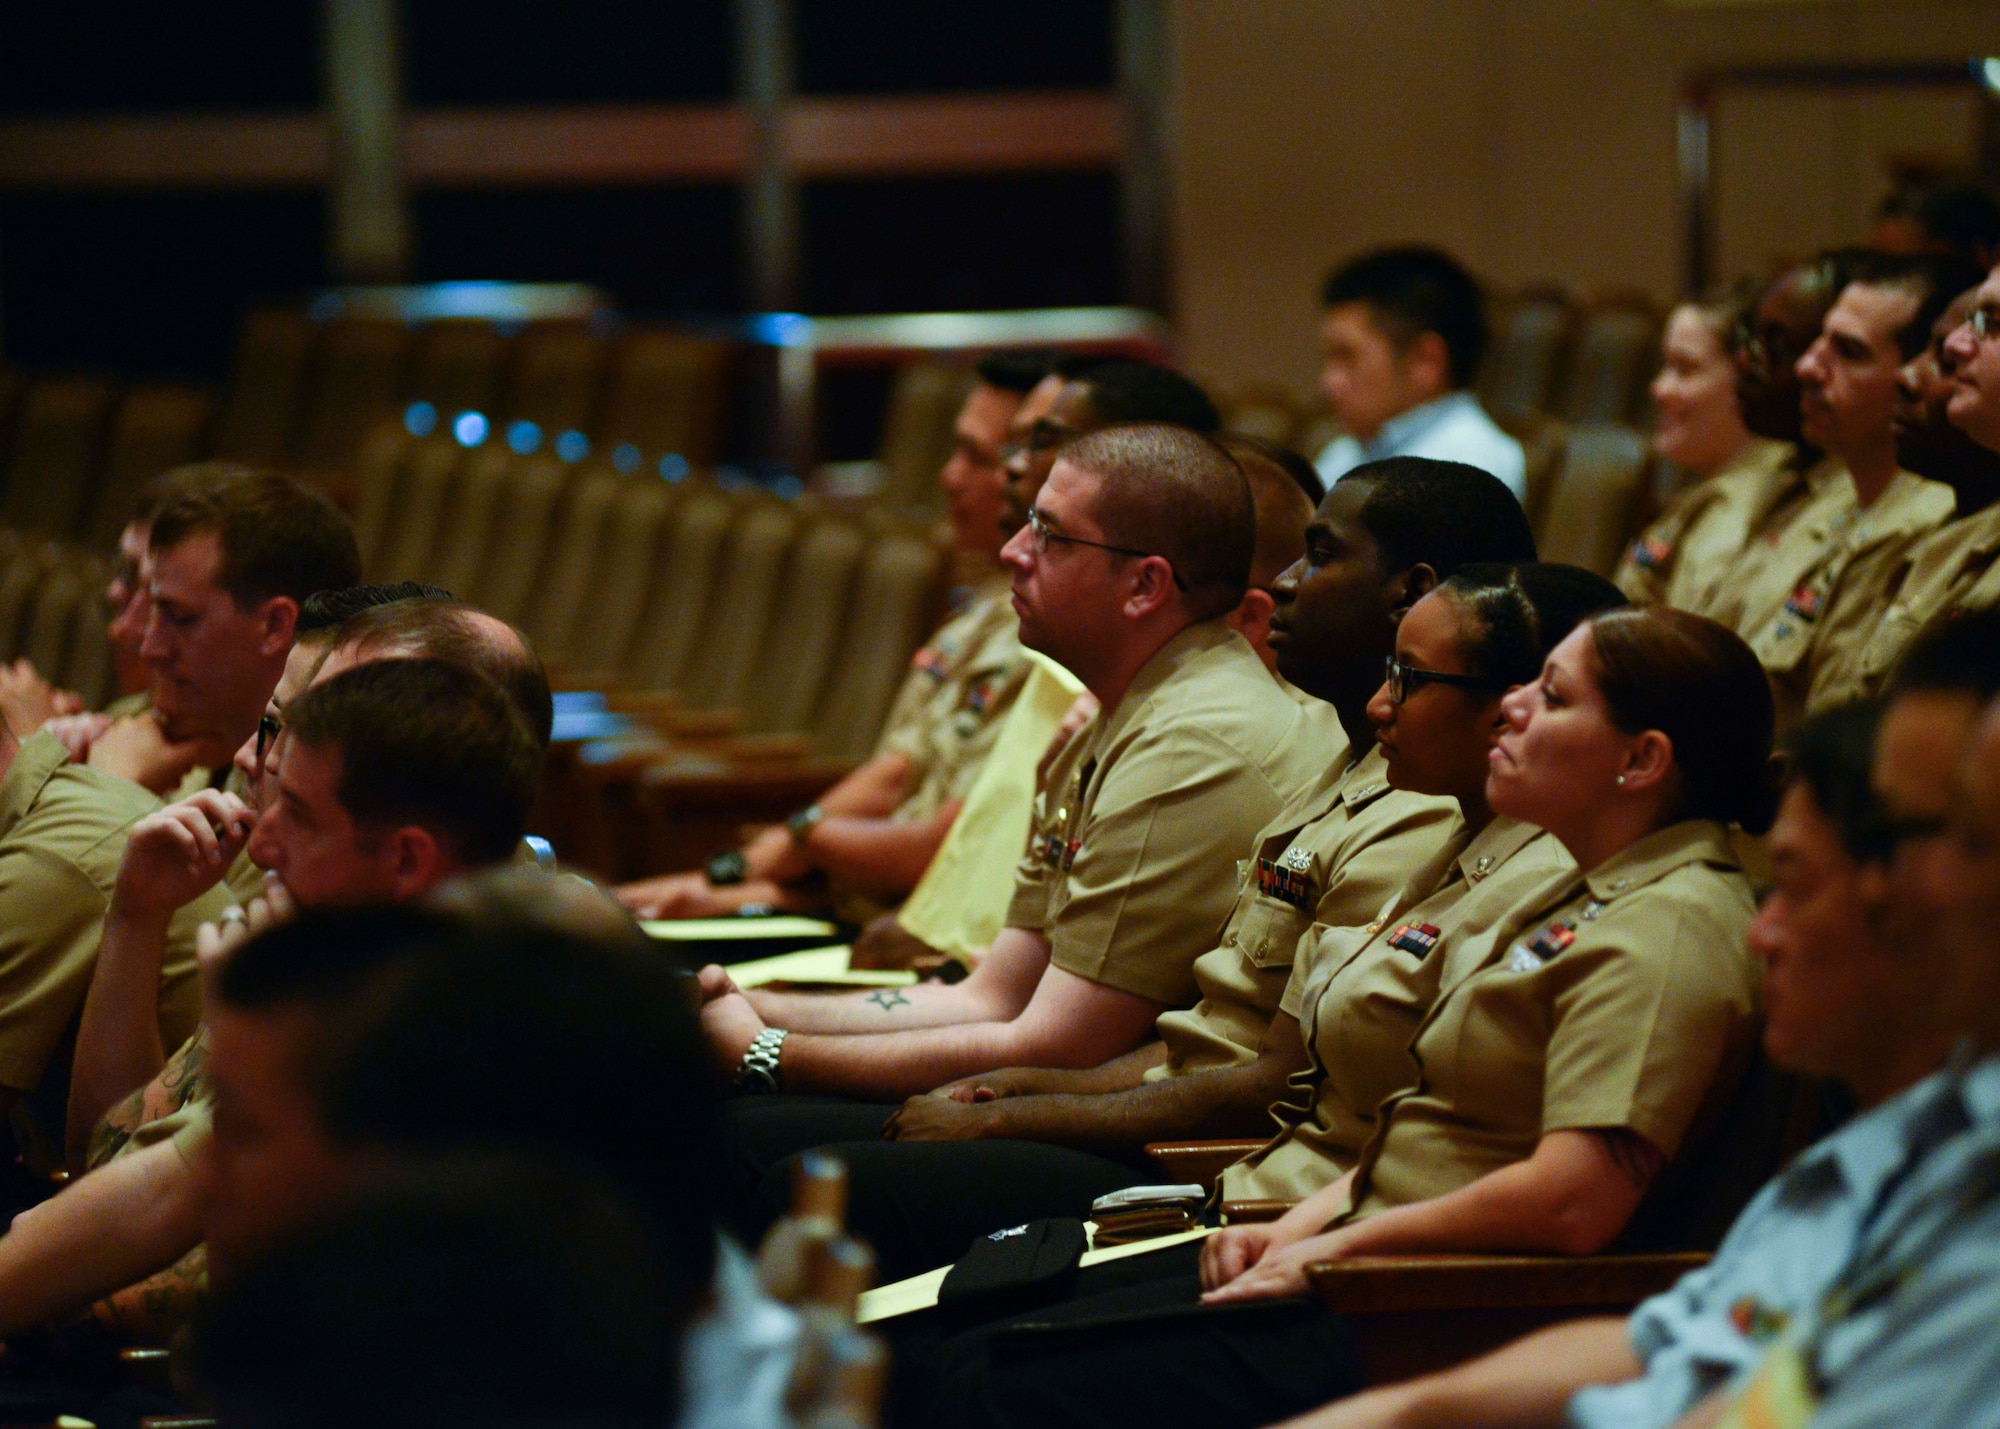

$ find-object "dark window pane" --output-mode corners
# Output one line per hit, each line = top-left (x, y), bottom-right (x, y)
(413, 187), (742, 312)
(796, 0), (1113, 95)
(801, 172), (1121, 314)
(0, 192), (325, 378)
(0, 2), (317, 115)
(404, 0), (734, 105)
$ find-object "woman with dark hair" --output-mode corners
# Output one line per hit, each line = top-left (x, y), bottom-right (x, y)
(1201, 607), (1769, 1310)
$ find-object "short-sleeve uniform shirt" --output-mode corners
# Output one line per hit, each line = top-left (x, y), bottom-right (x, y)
(1343, 820), (1760, 1219)
(1613, 440), (1796, 614)
(0, 732), (237, 1093)
(1746, 468), (1955, 729)
(1223, 819), (1573, 1203)
(1009, 621), (1331, 1008)
(1806, 504), (2000, 713)
(1701, 455), (1850, 639)
(1147, 741), (1459, 1080)
(873, 574), (1030, 823)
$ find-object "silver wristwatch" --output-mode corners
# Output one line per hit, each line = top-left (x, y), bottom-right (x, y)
(734, 1027), (787, 1094)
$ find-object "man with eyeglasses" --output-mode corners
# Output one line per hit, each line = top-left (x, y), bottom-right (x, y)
(709, 457), (1535, 1280)
(698, 424), (1332, 1194)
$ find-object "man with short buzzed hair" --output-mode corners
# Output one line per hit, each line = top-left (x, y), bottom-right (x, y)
(701, 425), (1331, 1199)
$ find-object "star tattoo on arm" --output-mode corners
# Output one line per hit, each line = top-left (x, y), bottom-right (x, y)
(868, 989), (911, 1012)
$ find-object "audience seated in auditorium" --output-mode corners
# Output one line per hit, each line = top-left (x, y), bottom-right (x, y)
(0, 653), (541, 1348)
(1613, 287), (1793, 610)
(1743, 253), (1976, 727)
(1810, 274), (2000, 710)
(1278, 612), (2000, 1429)
(617, 351), (1057, 924)
(752, 467), (1559, 1281)
(902, 606), (1771, 1429)
(1310, 246), (1525, 501)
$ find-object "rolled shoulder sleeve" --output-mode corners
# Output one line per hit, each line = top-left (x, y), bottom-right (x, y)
(0, 845), (111, 1092)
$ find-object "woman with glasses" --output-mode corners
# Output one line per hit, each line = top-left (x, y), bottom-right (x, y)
(1613, 289), (1796, 614)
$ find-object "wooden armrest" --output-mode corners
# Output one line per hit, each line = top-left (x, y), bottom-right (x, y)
(638, 759), (854, 810)
(652, 708), (742, 739)
(1306, 1252), (1710, 1315)
(1219, 1199), (1295, 1223)
(1142, 1139), (1266, 1193)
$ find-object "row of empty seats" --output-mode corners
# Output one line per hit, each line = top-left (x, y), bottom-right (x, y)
(0, 533), (118, 712)
(0, 370), (214, 550)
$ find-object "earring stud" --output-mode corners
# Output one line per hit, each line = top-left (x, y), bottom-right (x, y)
(1616, 775), (1627, 786)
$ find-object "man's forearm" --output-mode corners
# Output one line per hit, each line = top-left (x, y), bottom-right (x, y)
(781, 1017), (1121, 1102)
(0, 1140), (204, 1339)
(748, 978), (1001, 1034)
(67, 905), (173, 1167)
(801, 813), (951, 896)
(741, 752), (911, 881)
(1280, 1317), (1639, 1429)
(979, 1052), (1298, 1158)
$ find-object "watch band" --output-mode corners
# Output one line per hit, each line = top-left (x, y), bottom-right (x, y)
(734, 1027), (787, 1094)
(705, 849), (749, 887)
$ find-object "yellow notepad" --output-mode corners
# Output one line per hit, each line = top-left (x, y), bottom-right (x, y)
(854, 1225), (1216, 1324)
(641, 916), (838, 942)
(727, 946), (919, 989)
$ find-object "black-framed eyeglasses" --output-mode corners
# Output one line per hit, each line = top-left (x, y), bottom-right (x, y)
(1969, 305), (2000, 343)
(255, 711), (283, 764)
(1025, 508), (1188, 591)
(1383, 655), (1505, 706)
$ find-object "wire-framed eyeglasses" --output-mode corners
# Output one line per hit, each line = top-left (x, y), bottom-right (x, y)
(1383, 655), (1505, 706)
(1025, 508), (1187, 591)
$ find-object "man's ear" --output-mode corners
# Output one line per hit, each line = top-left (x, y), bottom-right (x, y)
(1121, 556), (1181, 621)
(257, 597), (300, 660)
(1402, 330), (1454, 401)
(1386, 563), (1440, 621)
(382, 825), (447, 900)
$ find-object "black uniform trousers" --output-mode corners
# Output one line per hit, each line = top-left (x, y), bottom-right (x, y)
(887, 1240), (1364, 1429)
(722, 1095), (1159, 1282)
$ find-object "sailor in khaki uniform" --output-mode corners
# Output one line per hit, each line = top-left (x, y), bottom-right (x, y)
(1615, 439), (1798, 614)
(1222, 816), (1571, 1203)
(1343, 819), (1759, 1218)
(0, 730), (234, 1109)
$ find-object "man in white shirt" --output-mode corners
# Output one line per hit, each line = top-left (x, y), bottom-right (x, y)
(1312, 246), (1526, 501)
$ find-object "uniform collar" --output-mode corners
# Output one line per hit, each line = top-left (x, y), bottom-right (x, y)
(1956, 1049), (2000, 1128)
(1095, 619), (1255, 750)
(1332, 742), (1394, 809)
(1581, 818), (1739, 903)
(1362, 390), (1482, 462)
(1454, 816), (1547, 884)
(0, 731), (74, 841)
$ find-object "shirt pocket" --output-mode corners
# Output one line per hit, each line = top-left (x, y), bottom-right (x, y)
(1231, 897), (1312, 970)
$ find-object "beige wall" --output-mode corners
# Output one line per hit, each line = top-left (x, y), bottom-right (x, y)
(1168, 0), (2000, 395)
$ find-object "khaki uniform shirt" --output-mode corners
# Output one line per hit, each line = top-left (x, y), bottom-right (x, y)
(1007, 621), (1331, 1008)
(1747, 469), (1956, 728)
(897, 652), (1087, 964)
(1221, 819), (1573, 1203)
(1703, 455), (1849, 638)
(1614, 441), (1797, 614)
(1807, 504), (2000, 713)
(96, 1027), (209, 1168)
(0, 733), (235, 1092)
(1342, 819), (1760, 1220)
(874, 575), (1029, 823)
(1145, 743), (1459, 1080)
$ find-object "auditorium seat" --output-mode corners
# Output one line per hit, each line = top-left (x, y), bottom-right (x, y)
(526, 466), (650, 670)
(89, 385), (216, 547)
(211, 308), (315, 463)
(349, 420), (415, 574)
(737, 516), (869, 735)
(1534, 424), (1653, 576)
(1478, 290), (1575, 417)
(876, 361), (973, 510)
(471, 450), (568, 627)
(506, 323), (606, 435)
(17, 554), (93, 698)
(408, 319), (509, 421)
(675, 497), (803, 716)
(617, 480), (738, 694)
(598, 332), (732, 467)
(810, 524), (949, 760)
(57, 554), (117, 709)
(372, 437), (465, 584)
(291, 318), (410, 472)
(0, 377), (118, 537)
(1493, 409), (1568, 535)
(426, 443), (521, 605)
(0, 542), (52, 665)
(563, 474), (678, 680)
(1552, 297), (1659, 426)
(1219, 386), (1305, 449)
